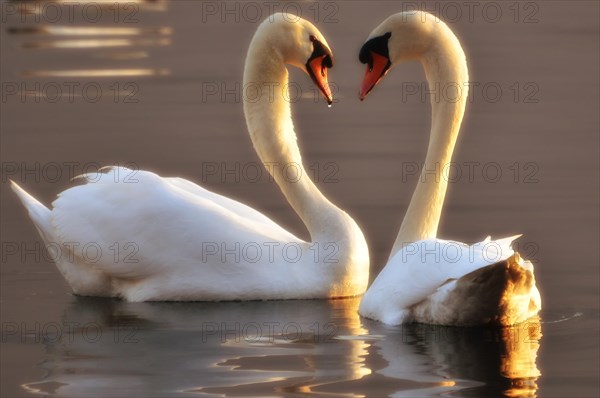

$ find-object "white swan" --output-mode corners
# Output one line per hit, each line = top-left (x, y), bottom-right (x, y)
(10, 13), (369, 302)
(357, 11), (540, 326)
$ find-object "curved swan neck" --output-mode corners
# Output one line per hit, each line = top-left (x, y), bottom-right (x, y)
(242, 32), (345, 241)
(390, 22), (469, 256)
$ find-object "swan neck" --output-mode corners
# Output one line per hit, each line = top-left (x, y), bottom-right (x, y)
(242, 38), (345, 242)
(391, 27), (469, 255)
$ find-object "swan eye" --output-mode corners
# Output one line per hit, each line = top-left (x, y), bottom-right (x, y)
(308, 35), (334, 69)
(368, 55), (374, 72)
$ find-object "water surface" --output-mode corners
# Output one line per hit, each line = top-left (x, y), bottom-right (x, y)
(1, 1), (598, 397)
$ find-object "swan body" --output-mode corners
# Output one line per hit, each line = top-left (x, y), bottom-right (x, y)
(11, 14), (369, 301)
(358, 11), (541, 325)
(359, 236), (540, 326)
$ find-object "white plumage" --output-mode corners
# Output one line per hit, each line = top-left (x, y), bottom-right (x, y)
(359, 236), (541, 325)
(11, 14), (369, 301)
(358, 11), (541, 326)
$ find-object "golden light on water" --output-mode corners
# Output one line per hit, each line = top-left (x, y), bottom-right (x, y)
(9, 26), (172, 36)
(500, 317), (542, 397)
(331, 298), (373, 380)
(93, 51), (149, 60)
(9, 0), (169, 12)
(23, 68), (170, 77)
(438, 380), (456, 387)
(22, 38), (171, 49)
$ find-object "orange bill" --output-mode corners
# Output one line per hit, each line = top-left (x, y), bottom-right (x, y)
(360, 52), (391, 101)
(308, 55), (333, 105)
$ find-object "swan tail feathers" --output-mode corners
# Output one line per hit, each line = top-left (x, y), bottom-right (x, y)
(480, 234), (523, 261)
(10, 181), (54, 242)
(412, 255), (541, 326)
(495, 234), (523, 248)
(11, 181), (114, 297)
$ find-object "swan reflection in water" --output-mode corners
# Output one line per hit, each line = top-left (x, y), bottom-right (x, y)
(23, 297), (541, 397)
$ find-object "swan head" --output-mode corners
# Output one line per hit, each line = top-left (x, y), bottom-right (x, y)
(358, 11), (439, 100)
(254, 13), (335, 104)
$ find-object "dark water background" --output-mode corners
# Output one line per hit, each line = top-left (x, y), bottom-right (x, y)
(1, 1), (598, 397)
